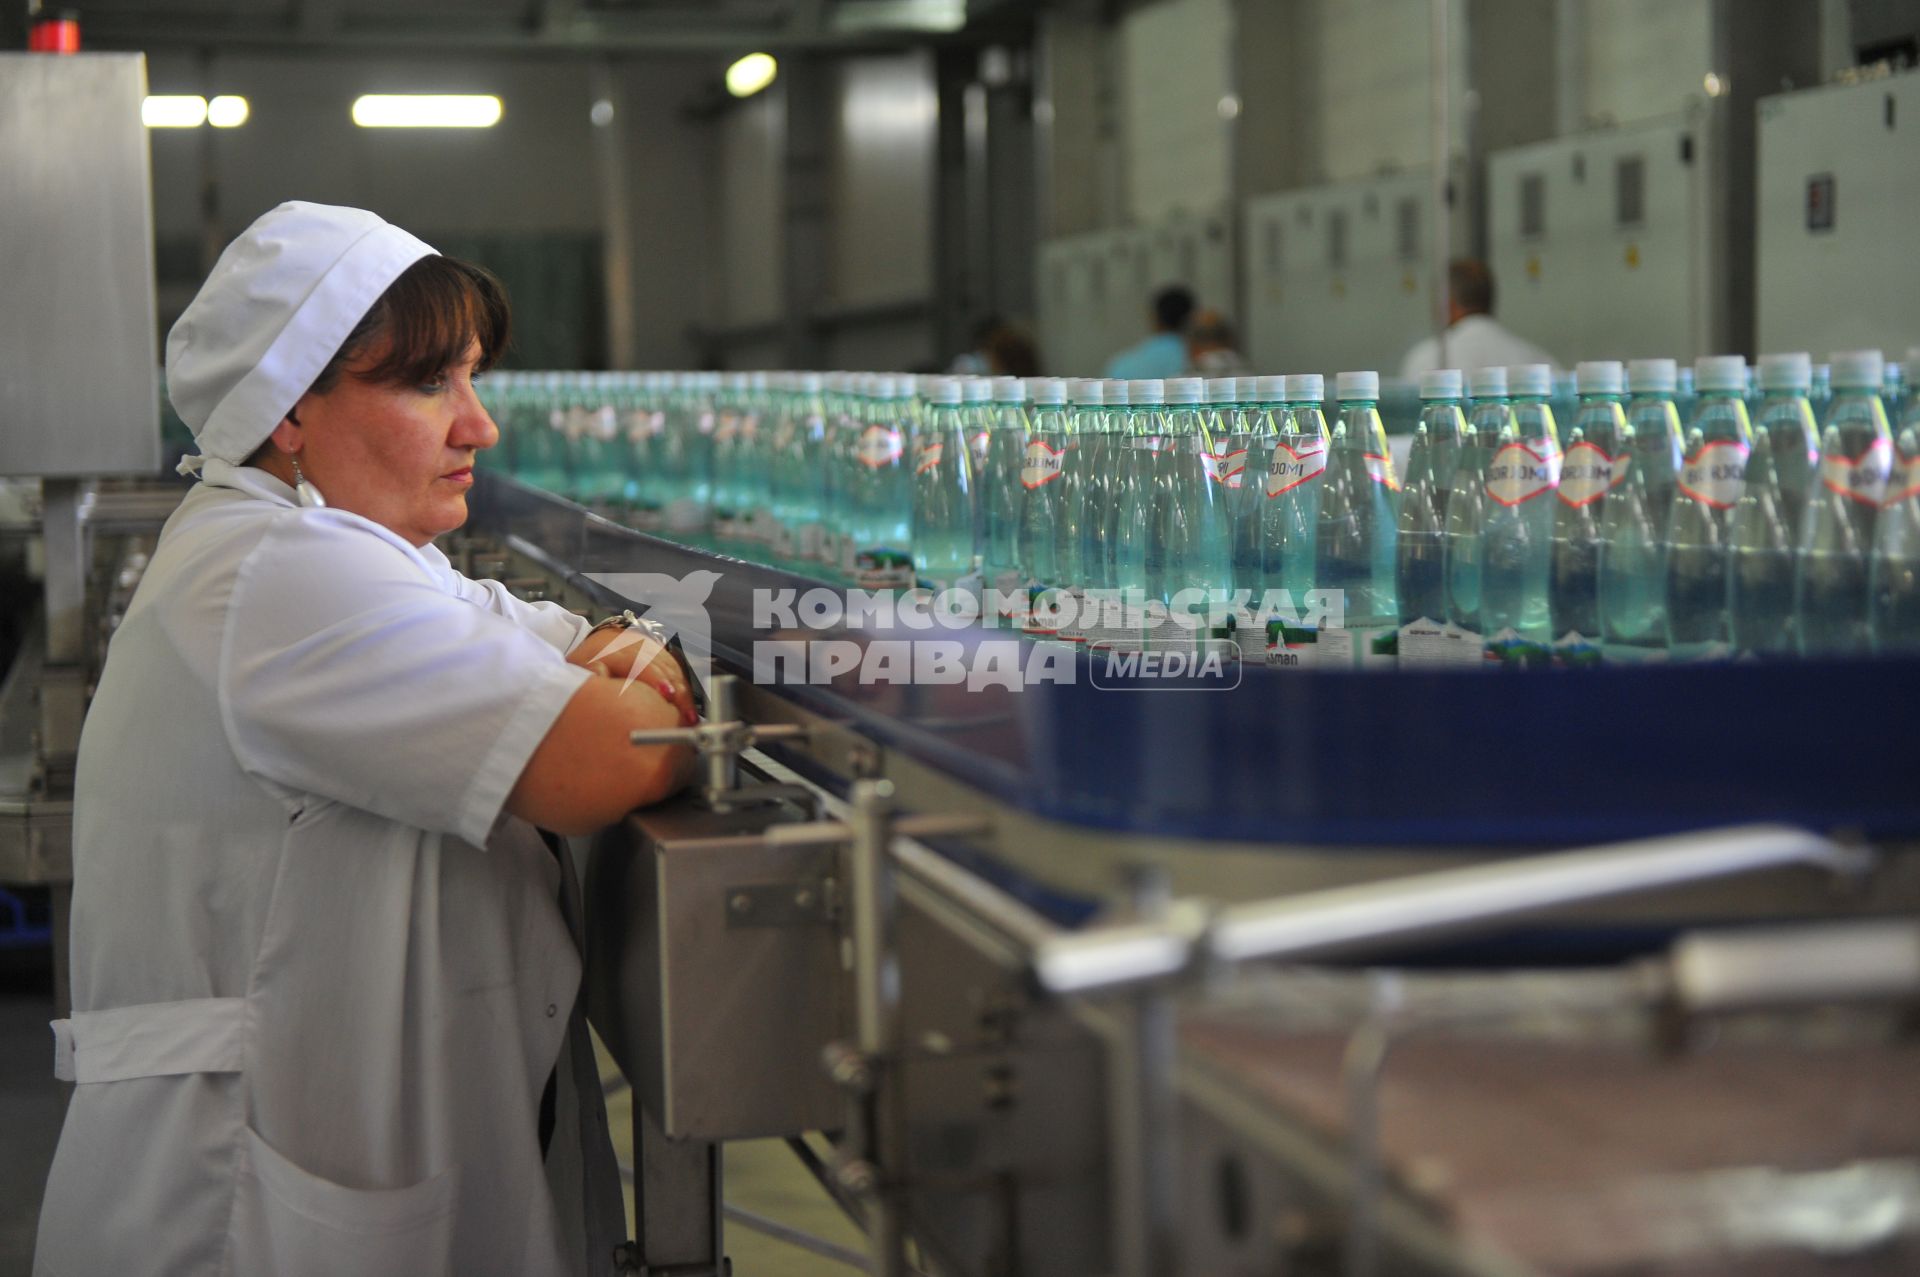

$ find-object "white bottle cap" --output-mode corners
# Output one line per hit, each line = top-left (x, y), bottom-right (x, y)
(1130, 379), (1167, 405)
(748, 371), (769, 390)
(1627, 358), (1677, 394)
(1165, 377), (1204, 405)
(1695, 354), (1748, 393)
(1069, 378), (1106, 405)
(926, 376), (964, 405)
(798, 372), (824, 393)
(1419, 369), (1464, 400)
(1831, 349), (1886, 390)
(1028, 377), (1067, 405)
(993, 376), (1027, 403)
(1508, 363), (1553, 397)
(1757, 352), (1812, 392)
(1106, 379), (1131, 405)
(1253, 374), (1287, 401)
(1204, 376), (1239, 403)
(1285, 373), (1324, 403)
(1467, 365), (1508, 398)
(723, 371), (750, 392)
(1575, 360), (1624, 395)
(1335, 370), (1380, 400)
(962, 376), (994, 403)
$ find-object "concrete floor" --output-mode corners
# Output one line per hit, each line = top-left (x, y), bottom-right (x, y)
(0, 950), (861, 1277)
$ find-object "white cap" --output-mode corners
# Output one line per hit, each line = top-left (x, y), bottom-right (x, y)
(1165, 377), (1204, 405)
(1575, 360), (1624, 396)
(1105, 379), (1131, 405)
(167, 201), (437, 470)
(1628, 357), (1677, 394)
(962, 376), (994, 403)
(1419, 369), (1464, 400)
(1204, 376), (1239, 403)
(1069, 378), (1105, 405)
(724, 371), (750, 392)
(1831, 349), (1886, 390)
(993, 375), (1027, 402)
(1467, 366), (1508, 398)
(1335, 370), (1380, 401)
(1508, 363), (1553, 397)
(798, 372), (824, 393)
(1130, 379), (1166, 404)
(1253, 374), (1287, 402)
(926, 376), (964, 405)
(1285, 373), (1324, 403)
(1028, 377), (1067, 405)
(748, 370), (769, 390)
(1757, 352), (1812, 392)
(1695, 354), (1748, 393)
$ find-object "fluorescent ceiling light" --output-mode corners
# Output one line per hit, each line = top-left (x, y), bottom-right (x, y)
(207, 96), (250, 128)
(351, 95), (503, 128)
(726, 53), (777, 99)
(143, 96), (208, 128)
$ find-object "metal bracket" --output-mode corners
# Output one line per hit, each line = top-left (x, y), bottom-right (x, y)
(723, 880), (834, 929)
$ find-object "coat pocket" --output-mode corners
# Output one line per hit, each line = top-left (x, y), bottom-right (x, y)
(231, 1126), (459, 1277)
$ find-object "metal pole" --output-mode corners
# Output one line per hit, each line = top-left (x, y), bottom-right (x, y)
(1108, 866), (1180, 1277)
(1429, 0), (1451, 368)
(848, 778), (906, 1277)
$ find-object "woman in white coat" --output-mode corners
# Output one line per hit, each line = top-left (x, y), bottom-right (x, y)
(34, 202), (694, 1277)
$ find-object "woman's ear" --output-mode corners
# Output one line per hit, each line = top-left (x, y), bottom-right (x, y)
(267, 411), (304, 455)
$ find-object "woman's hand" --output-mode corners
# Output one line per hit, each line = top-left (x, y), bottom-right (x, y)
(569, 623), (697, 727)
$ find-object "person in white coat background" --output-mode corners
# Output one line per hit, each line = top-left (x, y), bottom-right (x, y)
(1398, 258), (1561, 380)
(34, 201), (696, 1277)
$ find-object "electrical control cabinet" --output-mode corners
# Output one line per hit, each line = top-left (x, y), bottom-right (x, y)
(1756, 68), (1920, 358)
(1242, 169), (1449, 378)
(1036, 207), (1233, 380)
(1486, 114), (1716, 367)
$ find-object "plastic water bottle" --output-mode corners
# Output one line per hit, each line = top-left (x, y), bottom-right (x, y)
(1751, 353), (1821, 537)
(1665, 355), (1753, 660)
(1443, 367), (1510, 656)
(1314, 371), (1398, 665)
(1548, 361), (1627, 663)
(1257, 374), (1329, 661)
(1016, 377), (1077, 613)
(1675, 363), (1698, 425)
(1479, 364), (1560, 665)
(911, 377), (979, 592)
(1727, 426), (1797, 658)
(849, 374), (914, 587)
(1796, 351), (1892, 654)
(1200, 377), (1251, 589)
(1902, 348), (1920, 426)
(1595, 359), (1681, 659)
(1113, 379), (1168, 648)
(1151, 377), (1236, 651)
(1069, 379), (1115, 594)
(1870, 425), (1920, 652)
(708, 372), (749, 540)
(1232, 375), (1284, 601)
(1392, 371), (1466, 664)
(980, 376), (1031, 594)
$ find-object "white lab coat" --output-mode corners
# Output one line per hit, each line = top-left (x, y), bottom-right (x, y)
(1398, 313), (1562, 380)
(34, 460), (627, 1277)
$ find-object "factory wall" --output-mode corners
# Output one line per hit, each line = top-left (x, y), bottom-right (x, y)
(144, 51), (719, 370)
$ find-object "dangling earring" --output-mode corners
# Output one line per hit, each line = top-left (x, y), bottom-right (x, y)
(289, 455), (327, 509)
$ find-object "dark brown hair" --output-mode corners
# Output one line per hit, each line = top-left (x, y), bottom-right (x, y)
(307, 254), (511, 396)
(1449, 258), (1495, 316)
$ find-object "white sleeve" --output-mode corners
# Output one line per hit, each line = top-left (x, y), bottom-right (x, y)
(219, 512), (592, 845)
(445, 572), (595, 654)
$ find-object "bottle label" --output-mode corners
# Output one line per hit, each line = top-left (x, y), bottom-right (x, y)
(1818, 435), (1893, 507)
(1022, 440), (1067, 488)
(855, 426), (904, 469)
(1887, 446), (1920, 506)
(1263, 442), (1327, 498)
(913, 438), (945, 475)
(1552, 630), (1605, 668)
(713, 415), (739, 445)
(1557, 441), (1618, 507)
(1365, 453), (1400, 492)
(1486, 443), (1562, 506)
(696, 411), (716, 436)
(1202, 447), (1249, 488)
(1677, 440), (1750, 509)
(1398, 619), (1486, 667)
(593, 406), (619, 441)
(854, 549), (916, 589)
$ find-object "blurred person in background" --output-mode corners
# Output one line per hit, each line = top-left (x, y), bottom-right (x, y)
(1188, 308), (1249, 377)
(1400, 258), (1559, 378)
(1104, 285), (1194, 379)
(985, 323), (1041, 378)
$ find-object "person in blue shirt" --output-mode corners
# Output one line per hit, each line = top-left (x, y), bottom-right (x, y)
(1104, 285), (1194, 379)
